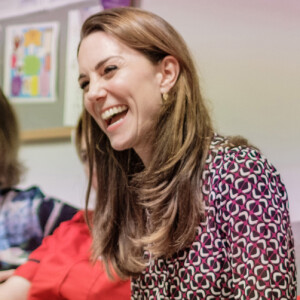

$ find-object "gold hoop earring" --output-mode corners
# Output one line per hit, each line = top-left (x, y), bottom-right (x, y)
(162, 93), (169, 103)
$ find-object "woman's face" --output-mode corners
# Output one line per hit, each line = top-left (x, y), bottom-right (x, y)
(77, 31), (163, 165)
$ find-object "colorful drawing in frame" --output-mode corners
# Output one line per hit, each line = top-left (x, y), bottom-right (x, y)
(4, 22), (59, 103)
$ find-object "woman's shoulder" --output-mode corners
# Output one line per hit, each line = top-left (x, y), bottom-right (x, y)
(0, 185), (44, 203)
(209, 133), (260, 157)
(0, 185), (77, 214)
(206, 133), (277, 176)
(203, 134), (288, 213)
(0, 185), (78, 237)
(46, 210), (89, 239)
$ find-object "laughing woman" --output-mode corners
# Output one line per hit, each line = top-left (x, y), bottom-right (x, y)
(77, 7), (296, 299)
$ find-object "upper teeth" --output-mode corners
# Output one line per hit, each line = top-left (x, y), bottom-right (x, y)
(101, 105), (127, 120)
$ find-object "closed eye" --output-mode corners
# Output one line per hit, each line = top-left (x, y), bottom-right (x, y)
(79, 80), (89, 90)
(104, 65), (118, 75)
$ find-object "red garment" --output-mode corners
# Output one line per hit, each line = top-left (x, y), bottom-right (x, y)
(14, 211), (130, 300)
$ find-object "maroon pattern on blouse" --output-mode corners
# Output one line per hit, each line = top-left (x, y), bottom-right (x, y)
(131, 134), (296, 299)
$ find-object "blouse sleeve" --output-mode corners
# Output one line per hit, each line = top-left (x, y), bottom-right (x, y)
(217, 146), (296, 299)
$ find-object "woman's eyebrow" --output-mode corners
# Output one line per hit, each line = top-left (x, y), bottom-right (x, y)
(78, 56), (121, 81)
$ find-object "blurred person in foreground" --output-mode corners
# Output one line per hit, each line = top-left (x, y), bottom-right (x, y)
(0, 87), (77, 273)
(0, 114), (131, 299)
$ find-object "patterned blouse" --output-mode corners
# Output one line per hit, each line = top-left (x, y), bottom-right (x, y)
(0, 186), (78, 270)
(131, 135), (296, 299)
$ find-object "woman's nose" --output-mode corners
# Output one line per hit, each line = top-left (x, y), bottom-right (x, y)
(86, 78), (107, 102)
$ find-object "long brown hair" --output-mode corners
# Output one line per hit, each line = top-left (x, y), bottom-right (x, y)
(0, 88), (24, 188)
(80, 7), (214, 278)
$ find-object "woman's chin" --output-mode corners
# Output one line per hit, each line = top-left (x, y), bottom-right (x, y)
(110, 140), (131, 152)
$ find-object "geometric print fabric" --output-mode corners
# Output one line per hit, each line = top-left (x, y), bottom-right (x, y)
(131, 134), (296, 299)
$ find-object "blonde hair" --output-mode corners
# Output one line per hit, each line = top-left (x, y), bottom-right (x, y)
(0, 88), (24, 188)
(80, 7), (214, 278)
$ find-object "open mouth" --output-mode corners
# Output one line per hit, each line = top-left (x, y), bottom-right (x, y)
(101, 105), (128, 127)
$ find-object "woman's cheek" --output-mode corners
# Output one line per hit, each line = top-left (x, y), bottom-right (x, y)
(84, 96), (95, 116)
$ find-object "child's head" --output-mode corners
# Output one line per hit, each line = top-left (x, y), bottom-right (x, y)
(0, 88), (24, 188)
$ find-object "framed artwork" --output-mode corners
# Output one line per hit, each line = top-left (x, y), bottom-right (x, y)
(4, 22), (59, 103)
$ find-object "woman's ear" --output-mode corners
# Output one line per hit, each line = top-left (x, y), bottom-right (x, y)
(158, 55), (180, 93)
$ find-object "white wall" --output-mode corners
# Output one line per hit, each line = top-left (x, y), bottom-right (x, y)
(19, 141), (87, 209)
(19, 0), (300, 220)
(140, 0), (300, 221)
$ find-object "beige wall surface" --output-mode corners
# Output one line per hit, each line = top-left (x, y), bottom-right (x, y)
(19, 0), (300, 220)
(140, 0), (300, 221)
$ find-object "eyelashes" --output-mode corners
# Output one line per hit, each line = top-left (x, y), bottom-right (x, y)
(79, 65), (118, 90)
(80, 81), (88, 90)
(104, 65), (118, 74)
